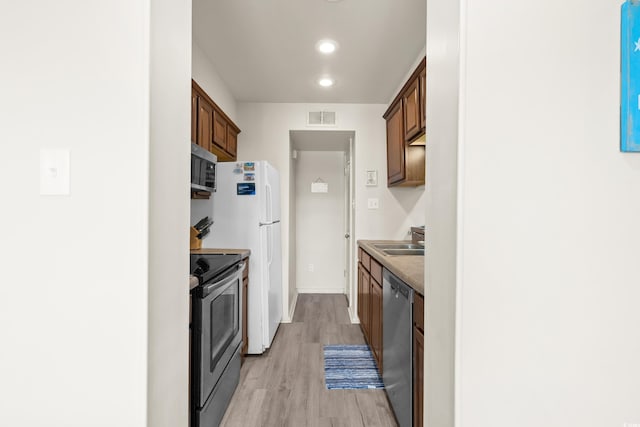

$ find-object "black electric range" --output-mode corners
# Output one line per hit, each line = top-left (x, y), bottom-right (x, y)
(189, 253), (243, 287)
(190, 252), (244, 427)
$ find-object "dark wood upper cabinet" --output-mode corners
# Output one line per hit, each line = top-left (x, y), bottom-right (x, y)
(212, 110), (228, 152)
(197, 96), (213, 152)
(226, 126), (238, 158)
(383, 57), (426, 187)
(419, 65), (426, 130)
(191, 89), (198, 144)
(191, 80), (241, 162)
(403, 77), (421, 141)
(386, 100), (406, 186)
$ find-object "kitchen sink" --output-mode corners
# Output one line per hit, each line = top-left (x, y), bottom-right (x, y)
(374, 243), (424, 250)
(382, 248), (424, 256)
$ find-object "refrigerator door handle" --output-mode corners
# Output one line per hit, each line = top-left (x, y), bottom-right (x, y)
(267, 225), (273, 266)
(265, 182), (273, 223)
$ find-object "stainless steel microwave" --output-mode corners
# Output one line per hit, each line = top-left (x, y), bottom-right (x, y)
(191, 143), (217, 193)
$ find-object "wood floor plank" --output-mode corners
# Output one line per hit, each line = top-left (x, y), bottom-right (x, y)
(220, 294), (397, 427)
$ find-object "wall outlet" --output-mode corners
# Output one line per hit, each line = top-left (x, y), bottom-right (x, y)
(308, 264), (314, 272)
(367, 198), (379, 209)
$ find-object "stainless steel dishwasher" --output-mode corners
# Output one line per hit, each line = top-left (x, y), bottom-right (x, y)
(383, 269), (414, 427)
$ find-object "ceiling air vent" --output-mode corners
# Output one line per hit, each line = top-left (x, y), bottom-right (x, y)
(307, 111), (337, 127)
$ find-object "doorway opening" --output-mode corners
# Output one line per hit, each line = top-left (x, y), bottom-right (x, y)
(288, 130), (356, 319)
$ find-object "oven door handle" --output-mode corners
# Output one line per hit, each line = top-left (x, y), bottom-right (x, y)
(201, 262), (245, 298)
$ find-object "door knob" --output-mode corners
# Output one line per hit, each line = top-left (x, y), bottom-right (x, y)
(344, 233), (350, 239)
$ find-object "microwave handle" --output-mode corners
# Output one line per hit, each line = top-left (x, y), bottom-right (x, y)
(213, 163), (217, 192)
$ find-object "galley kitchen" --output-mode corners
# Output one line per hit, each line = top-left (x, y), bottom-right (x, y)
(186, 0), (427, 426)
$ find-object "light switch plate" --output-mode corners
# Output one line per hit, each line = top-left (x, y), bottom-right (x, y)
(367, 198), (379, 209)
(40, 149), (70, 195)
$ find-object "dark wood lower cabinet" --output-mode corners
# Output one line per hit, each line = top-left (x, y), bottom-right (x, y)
(413, 327), (424, 427)
(370, 278), (382, 371)
(413, 292), (424, 427)
(357, 263), (365, 333)
(361, 269), (371, 340)
(358, 245), (423, 426)
(357, 249), (382, 373)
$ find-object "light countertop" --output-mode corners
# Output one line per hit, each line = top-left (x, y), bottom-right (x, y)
(358, 240), (424, 296)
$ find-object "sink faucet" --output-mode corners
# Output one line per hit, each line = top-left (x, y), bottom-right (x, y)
(410, 226), (425, 246)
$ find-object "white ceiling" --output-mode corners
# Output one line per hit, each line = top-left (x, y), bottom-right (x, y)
(193, 0), (426, 104)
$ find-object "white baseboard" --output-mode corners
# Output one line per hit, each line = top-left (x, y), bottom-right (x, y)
(297, 287), (345, 294)
(347, 305), (360, 324)
(281, 291), (298, 324)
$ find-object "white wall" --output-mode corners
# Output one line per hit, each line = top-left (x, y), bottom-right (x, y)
(147, 0), (191, 426)
(192, 42), (239, 123)
(457, 1), (640, 426)
(0, 2), (190, 426)
(237, 102), (426, 319)
(295, 151), (346, 294)
(0, 2), (150, 426)
(423, 0), (459, 425)
(289, 147), (298, 318)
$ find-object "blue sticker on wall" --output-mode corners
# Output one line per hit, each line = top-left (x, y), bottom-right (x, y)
(621, 0), (640, 152)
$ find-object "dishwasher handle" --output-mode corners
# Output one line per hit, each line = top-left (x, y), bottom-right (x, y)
(386, 271), (414, 302)
(395, 284), (411, 300)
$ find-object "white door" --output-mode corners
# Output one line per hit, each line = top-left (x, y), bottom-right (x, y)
(344, 155), (351, 294)
(345, 137), (355, 310)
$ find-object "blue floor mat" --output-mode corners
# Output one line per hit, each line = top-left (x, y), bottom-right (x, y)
(323, 345), (384, 390)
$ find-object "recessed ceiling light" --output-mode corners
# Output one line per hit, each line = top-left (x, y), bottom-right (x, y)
(316, 40), (338, 54)
(318, 77), (334, 87)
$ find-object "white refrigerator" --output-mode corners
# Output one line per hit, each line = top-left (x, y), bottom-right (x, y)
(205, 161), (282, 354)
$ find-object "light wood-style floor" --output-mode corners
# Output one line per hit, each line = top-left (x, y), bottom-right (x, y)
(220, 294), (398, 427)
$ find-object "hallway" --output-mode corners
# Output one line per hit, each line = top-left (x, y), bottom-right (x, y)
(220, 294), (397, 427)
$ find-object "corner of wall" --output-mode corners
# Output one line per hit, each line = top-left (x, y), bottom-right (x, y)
(282, 290), (298, 323)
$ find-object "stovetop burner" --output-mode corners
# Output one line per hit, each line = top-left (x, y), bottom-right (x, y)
(190, 253), (243, 286)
